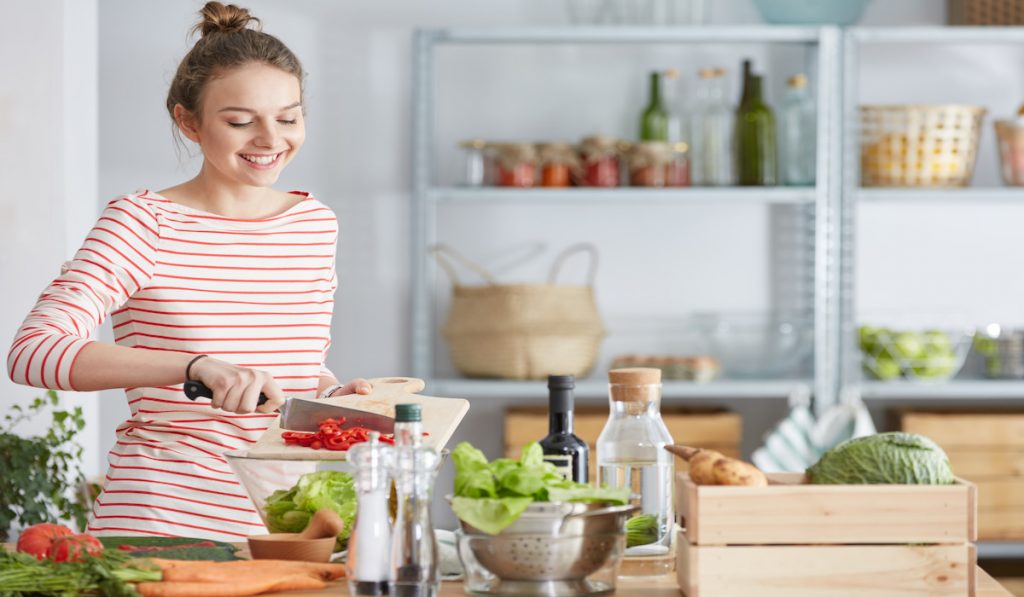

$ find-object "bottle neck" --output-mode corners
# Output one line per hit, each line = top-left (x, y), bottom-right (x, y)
(742, 77), (763, 106)
(647, 72), (663, 109)
(609, 399), (661, 417)
(394, 420), (423, 448)
(549, 410), (573, 434)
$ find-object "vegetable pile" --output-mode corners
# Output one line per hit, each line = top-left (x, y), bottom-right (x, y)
(281, 417), (393, 451)
(265, 471), (356, 550)
(807, 432), (955, 485)
(450, 442), (630, 535)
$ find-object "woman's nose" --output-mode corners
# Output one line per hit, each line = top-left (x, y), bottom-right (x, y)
(252, 120), (280, 147)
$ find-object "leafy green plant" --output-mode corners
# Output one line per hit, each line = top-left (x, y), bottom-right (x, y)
(0, 390), (88, 541)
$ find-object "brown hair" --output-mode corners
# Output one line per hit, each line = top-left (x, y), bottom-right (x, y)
(166, 2), (304, 133)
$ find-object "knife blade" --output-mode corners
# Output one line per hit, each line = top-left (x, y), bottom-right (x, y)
(183, 380), (396, 433)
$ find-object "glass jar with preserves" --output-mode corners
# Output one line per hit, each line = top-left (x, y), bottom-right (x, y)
(538, 142), (579, 188)
(495, 143), (538, 188)
(627, 141), (672, 187)
(577, 135), (621, 187)
(666, 142), (691, 187)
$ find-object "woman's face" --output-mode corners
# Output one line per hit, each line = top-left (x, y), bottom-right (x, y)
(179, 62), (305, 188)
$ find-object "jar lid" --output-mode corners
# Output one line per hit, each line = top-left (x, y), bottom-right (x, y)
(787, 74), (808, 89)
(460, 139), (487, 150)
(698, 67), (725, 79)
(609, 367), (662, 385)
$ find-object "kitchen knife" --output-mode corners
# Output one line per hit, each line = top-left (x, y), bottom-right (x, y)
(183, 380), (396, 433)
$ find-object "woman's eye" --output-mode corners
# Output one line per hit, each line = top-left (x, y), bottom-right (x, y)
(228, 122), (252, 128)
(278, 119), (297, 125)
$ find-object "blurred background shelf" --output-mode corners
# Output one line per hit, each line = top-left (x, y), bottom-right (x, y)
(428, 186), (818, 204)
(431, 25), (824, 45)
(857, 188), (1024, 203)
(860, 380), (1024, 399)
(430, 378), (811, 400)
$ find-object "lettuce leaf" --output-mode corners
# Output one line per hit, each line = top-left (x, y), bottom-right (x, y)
(450, 441), (631, 535)
(264, 471), (356, 550)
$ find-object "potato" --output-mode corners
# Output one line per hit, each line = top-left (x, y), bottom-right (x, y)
(712, 457), (768, 487)
(687, 449), (725, 485)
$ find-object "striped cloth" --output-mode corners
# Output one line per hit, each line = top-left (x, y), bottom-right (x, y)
(7, 189), (338, 540)
(752, 391), (877, 473)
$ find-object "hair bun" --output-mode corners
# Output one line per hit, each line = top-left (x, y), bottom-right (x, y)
(194, 2), (260, 37)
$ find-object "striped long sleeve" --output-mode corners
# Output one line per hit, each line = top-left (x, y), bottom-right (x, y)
(7, 189), (340, 540)
(8, 197), (160, 389)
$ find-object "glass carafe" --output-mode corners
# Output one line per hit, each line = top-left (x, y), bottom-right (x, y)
(389, 446), (441, 597)
(595, 367), (675, 575)
(347, 434), (394, 596)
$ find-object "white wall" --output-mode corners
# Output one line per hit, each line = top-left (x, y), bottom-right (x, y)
(0, 0), (101, 479)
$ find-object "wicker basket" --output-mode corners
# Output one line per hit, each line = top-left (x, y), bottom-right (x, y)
(948, 0), (1024, 25)
(860, 104), (986, 187)
(433, 244), (606, 380)
(995, 120), (1024, 185)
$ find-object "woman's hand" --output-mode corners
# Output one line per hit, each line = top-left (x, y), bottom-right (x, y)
(190, 357), (285, 414)
(328, 378), (373, 397)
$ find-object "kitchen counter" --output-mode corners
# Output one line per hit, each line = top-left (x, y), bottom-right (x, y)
(281, 567), (1014, 596)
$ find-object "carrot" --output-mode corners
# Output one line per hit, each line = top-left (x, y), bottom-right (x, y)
(145, 558), (346, 581)
(135, 573), (326, 597)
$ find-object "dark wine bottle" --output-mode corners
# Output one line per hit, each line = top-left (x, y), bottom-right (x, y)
(539, 375), (589, 483)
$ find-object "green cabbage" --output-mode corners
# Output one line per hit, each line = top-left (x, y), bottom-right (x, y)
(264, 471), (356, 550)
(806, 432), (955, 485)
(450, 442), (630, 535)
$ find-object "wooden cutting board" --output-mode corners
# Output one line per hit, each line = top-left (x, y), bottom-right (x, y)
(245, 377), (469, 460)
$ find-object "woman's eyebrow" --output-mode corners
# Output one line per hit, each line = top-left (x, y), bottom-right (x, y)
(217, 102), (302, 114)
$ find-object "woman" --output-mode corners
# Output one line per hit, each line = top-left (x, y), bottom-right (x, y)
(6, 2), (368, 540)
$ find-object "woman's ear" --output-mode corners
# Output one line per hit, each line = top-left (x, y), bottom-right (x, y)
(173, 104), (201, 144)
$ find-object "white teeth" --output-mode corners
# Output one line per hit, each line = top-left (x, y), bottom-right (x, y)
(241, 153), (279, 165)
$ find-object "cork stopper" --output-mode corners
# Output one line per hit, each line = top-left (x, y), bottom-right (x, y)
(608, 367), (662, 402)
(698, 67), (725, 79)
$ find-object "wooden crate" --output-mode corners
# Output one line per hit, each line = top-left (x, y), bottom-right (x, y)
(504, 407), (740, 480)
(900, 411), (1024, 541)
(676, 472), (978, 596)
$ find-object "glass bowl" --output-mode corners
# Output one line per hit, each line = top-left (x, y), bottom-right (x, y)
(859, 326), (974, 382)
(690, 311), (813, 378)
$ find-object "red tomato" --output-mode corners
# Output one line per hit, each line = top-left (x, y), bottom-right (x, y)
(16, 523), (74, 560)
(49, 533), (103, 562)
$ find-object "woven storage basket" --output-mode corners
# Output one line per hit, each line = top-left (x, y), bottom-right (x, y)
(948, 0), (1024, 24)
(860, 105), (986, 187)
(433, 244), (606, 380)
(995, 120), (1024, 185)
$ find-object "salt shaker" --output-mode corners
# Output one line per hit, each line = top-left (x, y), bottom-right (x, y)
(347, 432), (395, 596)
(389, 444), (441, 597)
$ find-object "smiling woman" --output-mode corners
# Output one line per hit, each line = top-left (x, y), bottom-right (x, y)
(5, 1), (369, 541)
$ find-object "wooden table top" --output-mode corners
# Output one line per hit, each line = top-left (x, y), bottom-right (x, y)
(281, 567), (1013, 596)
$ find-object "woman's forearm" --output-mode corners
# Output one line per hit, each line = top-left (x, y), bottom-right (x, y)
(69, 342), (195, 391)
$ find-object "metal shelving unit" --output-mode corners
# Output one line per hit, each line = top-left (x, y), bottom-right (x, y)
(840, 27), (1024, 402)
(411, 26), (843, 406)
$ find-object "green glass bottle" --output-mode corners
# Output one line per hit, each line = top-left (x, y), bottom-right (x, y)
(640, 71), (669, 142)
(735, 63), (778, 186)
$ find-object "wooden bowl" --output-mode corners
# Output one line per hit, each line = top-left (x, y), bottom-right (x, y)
(247, 533), (335, 562)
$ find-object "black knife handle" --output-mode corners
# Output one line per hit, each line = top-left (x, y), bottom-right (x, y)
(184, 380), (269, 406)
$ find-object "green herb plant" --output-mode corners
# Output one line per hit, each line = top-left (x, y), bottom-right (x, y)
(0, 390), (89, 542)
(0, 547), (159, 597)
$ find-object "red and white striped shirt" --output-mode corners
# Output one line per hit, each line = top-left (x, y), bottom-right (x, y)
(7, 189), (338, 540)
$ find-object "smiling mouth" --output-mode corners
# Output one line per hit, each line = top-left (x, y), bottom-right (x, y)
(239, 152), (284, 168)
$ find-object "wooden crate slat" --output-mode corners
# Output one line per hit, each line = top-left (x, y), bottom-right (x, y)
(947, 449), (1024, 478)
(678, 472), (977, 545)
(677, 530), (976, 597)
(901, 413), (1024, 448)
